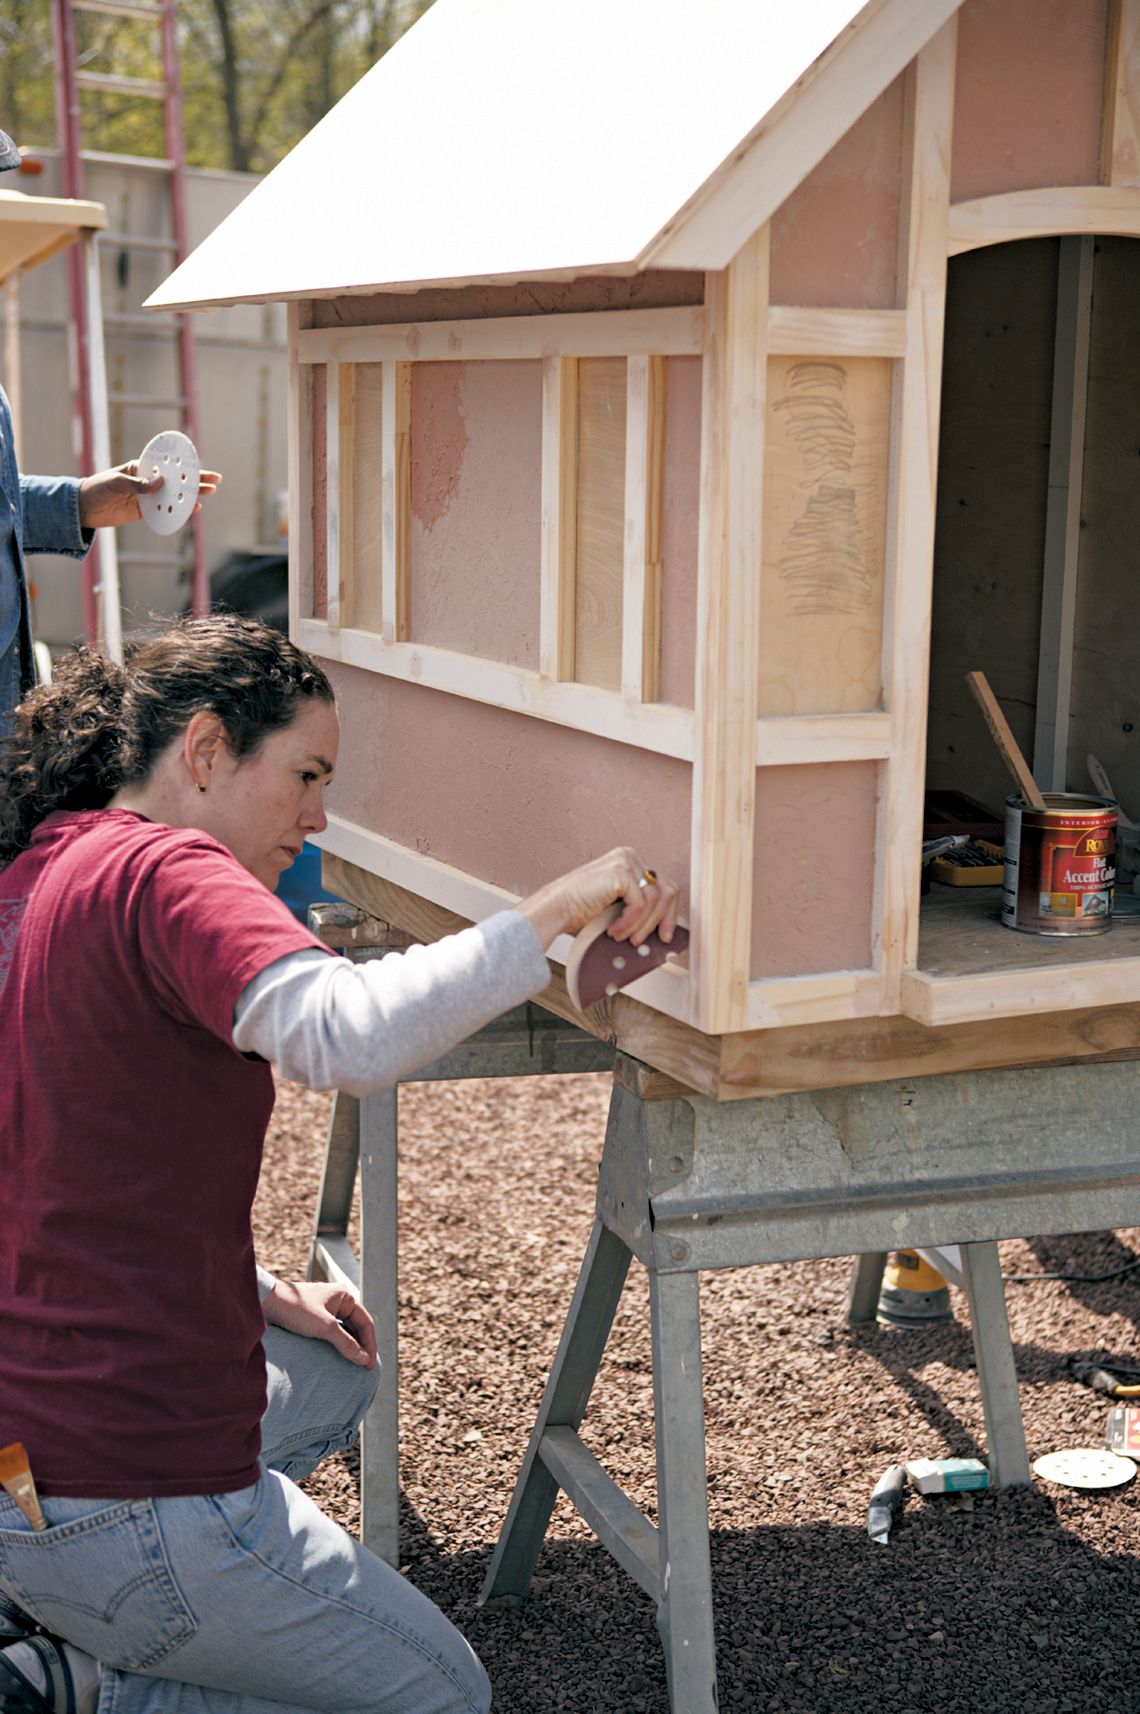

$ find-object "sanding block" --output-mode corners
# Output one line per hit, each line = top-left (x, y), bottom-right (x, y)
(137, 429), (201, 536)
(565, 902), (689, 1010)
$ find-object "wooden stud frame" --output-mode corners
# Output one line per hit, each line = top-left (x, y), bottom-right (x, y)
(689, 229), (768, 1035)
(622, 354), (665, 703)
(876, 20), (957, 1003)
(540, 357), (578, 681)
(380, 362), (410, 644)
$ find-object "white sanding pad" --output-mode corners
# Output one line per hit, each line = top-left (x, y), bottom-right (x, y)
(137, 430), (200, 536)
(1032, 1448), (1136, 1489)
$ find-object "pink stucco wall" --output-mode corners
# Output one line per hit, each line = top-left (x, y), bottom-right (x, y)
(325, 669), (879, 984)
(409, 361), (542, 667)
(951, 0), (1107, 202)
(770, 78), (905, 310)
(658, 356), (702, 708)
(326, 664), (693, 912)
(751, 762), (879, 978)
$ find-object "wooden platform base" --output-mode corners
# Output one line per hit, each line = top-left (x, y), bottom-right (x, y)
(323, 854), (1140, 1102)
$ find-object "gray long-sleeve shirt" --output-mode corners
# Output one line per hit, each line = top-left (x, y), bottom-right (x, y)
(232, 910), (552, 1097)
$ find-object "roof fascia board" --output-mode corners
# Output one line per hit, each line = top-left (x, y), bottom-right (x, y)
(641, 0), (964, 272)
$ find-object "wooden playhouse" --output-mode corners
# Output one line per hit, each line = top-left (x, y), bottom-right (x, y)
(149, 0), (1140, 1101)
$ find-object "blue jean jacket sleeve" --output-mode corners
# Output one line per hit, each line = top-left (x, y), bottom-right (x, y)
(19, 474), (93, 558)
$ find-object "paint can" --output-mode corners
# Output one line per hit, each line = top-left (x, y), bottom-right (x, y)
(1001, 793), (1116, 935)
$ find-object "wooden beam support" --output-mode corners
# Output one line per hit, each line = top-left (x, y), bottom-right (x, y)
(1102, 0), (1140, 186)
(690, 228), (768, 1035)
(877, 19), (957, 1002)
(297, 305), (704, 366)
(324, 363), (345, 629)
(334, 363), (358, 628)
(766, 306), (907, 358)
(286, 299), (313, 639)
(947, 185), (1140, 255)
(621, 353), (665, 703)
(321, 853), (1140, 1104)
(380, 360), (410, 644)
(1033, 236), (1094, 790)
(540, 356), (578, 681)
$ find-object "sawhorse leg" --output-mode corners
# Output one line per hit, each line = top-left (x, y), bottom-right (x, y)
(960, 1239), (1029, 1485)
(360, 1089), (400, 1560)
(308, 1087), (402, 1564)
(843, 1244), (1029, 1485)
(650, 1269), (717, 1714)
(846, 1252), (887, 1324)
(480, 1220), (631, 1603)
(482, 1224), (719, 1714)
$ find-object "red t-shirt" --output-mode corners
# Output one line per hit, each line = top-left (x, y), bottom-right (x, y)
(0, 809), (328, 1497)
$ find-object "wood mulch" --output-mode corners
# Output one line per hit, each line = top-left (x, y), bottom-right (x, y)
(255, 1072), (1140, 1714)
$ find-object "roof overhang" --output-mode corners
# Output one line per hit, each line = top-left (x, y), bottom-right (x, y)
(147, 0), (963, 314)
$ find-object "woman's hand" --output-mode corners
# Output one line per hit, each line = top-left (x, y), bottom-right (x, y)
(78, 462), (223, 529)
(262, 1278), (377, 1369)
(518, 847), (680, 951)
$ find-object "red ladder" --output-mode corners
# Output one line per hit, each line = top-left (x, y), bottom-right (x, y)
(51, 0), (208, 635)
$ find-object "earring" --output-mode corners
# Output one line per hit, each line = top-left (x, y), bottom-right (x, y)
(197, 783), (207, 795)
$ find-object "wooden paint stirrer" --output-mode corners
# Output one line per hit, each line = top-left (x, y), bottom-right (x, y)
(965, 671), (1047, 812)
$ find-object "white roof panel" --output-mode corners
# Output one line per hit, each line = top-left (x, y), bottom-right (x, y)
(148, 0), (892, 310)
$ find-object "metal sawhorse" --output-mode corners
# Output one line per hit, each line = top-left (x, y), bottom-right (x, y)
(305, 901), (614, 1564)
(480, 1053), (1140, 1714)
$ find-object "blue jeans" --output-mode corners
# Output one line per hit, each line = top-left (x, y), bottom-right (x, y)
(0, 1326), (491, 1714)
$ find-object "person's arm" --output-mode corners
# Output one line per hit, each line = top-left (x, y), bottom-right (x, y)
(232, 847), (679, 1094)
(19, 474), (91, 558)
(233, 911), (550, 1094)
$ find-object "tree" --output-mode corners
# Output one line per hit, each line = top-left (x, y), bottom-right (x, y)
(0, 0), (435, 175)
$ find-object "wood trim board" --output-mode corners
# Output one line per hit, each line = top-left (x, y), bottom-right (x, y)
(321, 849), (1140, 1102)
(947, 185), (1140, 255)
(876, 21), (956, 1004)
(297, 307), (705, 365)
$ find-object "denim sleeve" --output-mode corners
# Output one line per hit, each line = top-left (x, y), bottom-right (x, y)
(19, 474), (94, 559)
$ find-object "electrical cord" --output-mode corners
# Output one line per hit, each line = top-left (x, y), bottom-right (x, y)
(1002, 1256), (1140, 1284)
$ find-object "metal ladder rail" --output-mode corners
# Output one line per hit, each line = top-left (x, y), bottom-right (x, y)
(51, 0), (209, 647)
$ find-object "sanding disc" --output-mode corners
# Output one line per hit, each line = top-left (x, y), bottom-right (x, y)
(565, 903), (689, 1011)
(137, 430), (201, 536)
(1032, 1448), (1136, 1489)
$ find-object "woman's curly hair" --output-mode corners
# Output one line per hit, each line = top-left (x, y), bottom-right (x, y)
(0, 615), (334, 866)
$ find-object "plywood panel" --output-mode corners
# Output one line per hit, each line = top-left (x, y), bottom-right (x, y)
(326, 662), (691, 912)
(758, 355), (891, 716)
(770, 76), (904, 310)
(1070, 236), (1140, 815)
(408, 360), (542, 667)
(925, 241), (1056, 814)
(951, 0), (1108, 202)
(658, 356), (702, 709)
(751, 762), (879, 978)
(574, 357), (627, 690)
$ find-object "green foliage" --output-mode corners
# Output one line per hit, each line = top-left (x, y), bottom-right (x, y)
(0, 0), (435, 174)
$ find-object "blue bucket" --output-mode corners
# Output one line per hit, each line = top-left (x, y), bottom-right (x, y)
(275, 840), (344, 923)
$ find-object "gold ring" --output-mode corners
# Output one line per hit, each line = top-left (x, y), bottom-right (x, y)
(638, 868), (658, 889)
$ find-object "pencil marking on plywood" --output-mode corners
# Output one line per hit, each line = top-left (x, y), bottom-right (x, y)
(760, 355), (890, 716)
(772, 362), (877, 617)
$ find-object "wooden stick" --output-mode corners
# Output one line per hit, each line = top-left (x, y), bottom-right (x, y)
(1087, 752), (1137, 828)
(965, 671), (1047, 810)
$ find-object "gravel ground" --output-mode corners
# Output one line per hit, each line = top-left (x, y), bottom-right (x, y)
(255, 1072), (1140, 1714)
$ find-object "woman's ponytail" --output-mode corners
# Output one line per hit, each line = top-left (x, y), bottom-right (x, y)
(0, 649), (128, 865)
